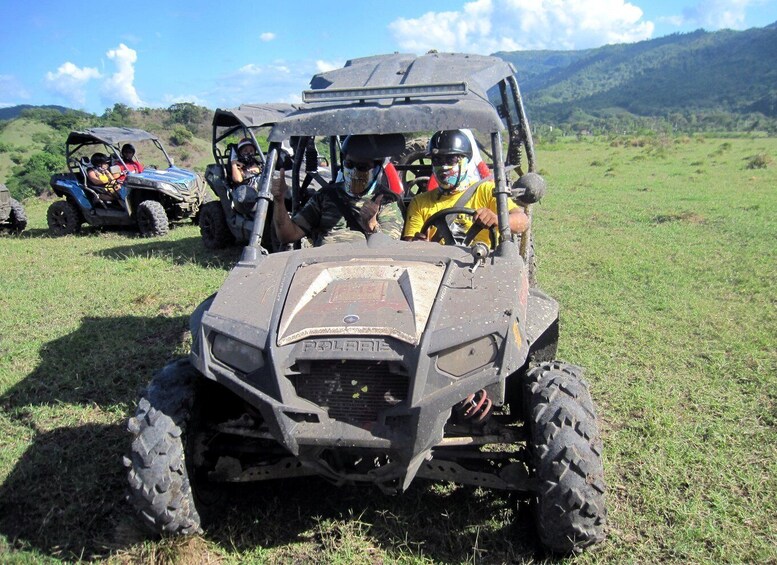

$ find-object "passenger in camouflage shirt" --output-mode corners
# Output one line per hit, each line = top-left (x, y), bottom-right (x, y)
(272, 135), (404, 247)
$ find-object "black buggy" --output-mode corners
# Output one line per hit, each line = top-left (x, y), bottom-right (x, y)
(126, 52), (607, 554)
(199, 104), (332, 250)
(0, 183), (27, 234)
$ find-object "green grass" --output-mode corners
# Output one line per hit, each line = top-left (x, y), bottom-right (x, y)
(1, 135), (776, 563)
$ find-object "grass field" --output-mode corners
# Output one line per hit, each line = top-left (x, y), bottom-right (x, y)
(0, 135), (775, 564)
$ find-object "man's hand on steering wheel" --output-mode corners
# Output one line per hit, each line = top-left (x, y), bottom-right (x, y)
(472, 207), (498, 229)
(417, 206), (498, 248)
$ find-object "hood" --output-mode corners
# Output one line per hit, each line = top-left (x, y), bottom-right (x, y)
(130, 166), (196, 183)
(277, 260), (446, 346)
(124, 166), (199, 193)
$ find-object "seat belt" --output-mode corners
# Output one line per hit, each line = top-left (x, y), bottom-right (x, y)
(432, 175), (494, 242)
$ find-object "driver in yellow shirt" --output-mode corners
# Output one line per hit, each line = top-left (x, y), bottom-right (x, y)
(402, 130), (528, 245)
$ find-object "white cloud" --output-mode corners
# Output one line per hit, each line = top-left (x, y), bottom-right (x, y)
(238, 64), (264, 76)
(44, 62), (101, 107)
(159, 93), (210, 107)
(206, 60), (318, 108)
(316, 60), (343, 73)
(677, 0), (759, 30)
(101, 43), (143, 107)
(389, 0), (655, 52)
(260, 32), (276, 42)
(233, 63), (290, 77)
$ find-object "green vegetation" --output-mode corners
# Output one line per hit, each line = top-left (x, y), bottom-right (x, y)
(7, 151), (64, 199)
(498, 23), (777, 134)
(170, 124), (194, 146)
(0, 135), (774, 563)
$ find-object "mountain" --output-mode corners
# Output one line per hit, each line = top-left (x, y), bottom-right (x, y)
(495, 22), (777, 127)
(0, 105), (70, 121)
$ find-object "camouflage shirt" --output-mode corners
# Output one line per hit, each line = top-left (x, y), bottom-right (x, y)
(292, 183), (404, 246)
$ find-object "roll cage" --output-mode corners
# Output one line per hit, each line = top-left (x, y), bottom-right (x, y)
(64, 127), (174, 175)
(242, 52), (537, 260)
(210, 104), (296, 178)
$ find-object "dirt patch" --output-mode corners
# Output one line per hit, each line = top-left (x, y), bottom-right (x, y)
(652, 211), (706, 225)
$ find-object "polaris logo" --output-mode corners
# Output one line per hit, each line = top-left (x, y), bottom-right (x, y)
(302, 339), (391, 353)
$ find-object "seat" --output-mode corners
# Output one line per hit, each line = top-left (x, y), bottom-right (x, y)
(68, 157), (90, 183)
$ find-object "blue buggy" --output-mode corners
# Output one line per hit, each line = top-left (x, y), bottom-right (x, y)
(47, 127), (207, 237)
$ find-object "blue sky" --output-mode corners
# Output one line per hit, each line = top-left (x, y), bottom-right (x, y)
(1, 0), (776, 115)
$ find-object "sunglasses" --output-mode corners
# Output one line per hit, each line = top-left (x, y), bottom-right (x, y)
(431, 154), (464, 166)
(343, 159), (380, 172)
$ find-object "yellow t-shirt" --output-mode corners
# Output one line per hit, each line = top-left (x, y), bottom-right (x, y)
(91, 169), (119, 192)
(403, 181), (516, 245)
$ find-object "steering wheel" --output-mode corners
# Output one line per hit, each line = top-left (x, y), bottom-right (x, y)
(418, 206), (498, 248)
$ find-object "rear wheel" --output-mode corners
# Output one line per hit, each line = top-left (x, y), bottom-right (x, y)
(395, 137), (431, 198)
(199, 201), (234, 249)
(523, 361), (606, 554)
(124, 358), (202, 536)
(7, 199), (27, 233)
(137, 200), (169, 237)
(47, 200), (82, 236)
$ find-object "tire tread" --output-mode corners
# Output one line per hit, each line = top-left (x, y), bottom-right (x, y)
(125, 358), (202, 536)
(524, 361), (606, 553)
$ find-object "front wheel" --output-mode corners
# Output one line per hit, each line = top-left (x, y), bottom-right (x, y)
(199, 201), (234, 249)
(47, 200), (82, 236)
(124, 358), (202, 536)
(3, 198), (27, 233)
(523, 361), (606, 554)
(136, 200), (169, 237)
(191, 191), (215, 225)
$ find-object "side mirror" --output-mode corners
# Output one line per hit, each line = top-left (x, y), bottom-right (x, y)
(511, 172), (546, 205)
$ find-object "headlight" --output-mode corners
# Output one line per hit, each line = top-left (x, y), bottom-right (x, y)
(158, 182), (179, 195)
(211, 333), (264, 374)
(436, 335), (498, 377)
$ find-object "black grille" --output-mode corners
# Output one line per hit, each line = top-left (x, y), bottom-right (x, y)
(290, 361), (408, 424)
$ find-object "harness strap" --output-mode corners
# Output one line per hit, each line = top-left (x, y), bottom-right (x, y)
(432, 175), (494, 242)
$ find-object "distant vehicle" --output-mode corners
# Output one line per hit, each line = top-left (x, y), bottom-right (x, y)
(0, 183), (27, 233)
(199, 104), (330, 249)
(47, 127), (207, 237)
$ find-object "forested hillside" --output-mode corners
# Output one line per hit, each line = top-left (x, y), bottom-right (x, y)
(0, 105), (70, 121)
(496, 22), (777, 133)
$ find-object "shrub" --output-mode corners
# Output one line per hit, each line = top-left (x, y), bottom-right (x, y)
(7, 151), (65, 198)
(32, 131), (53, 145)
(170, 125), (193, 146)
(745, 153), (772, 169)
